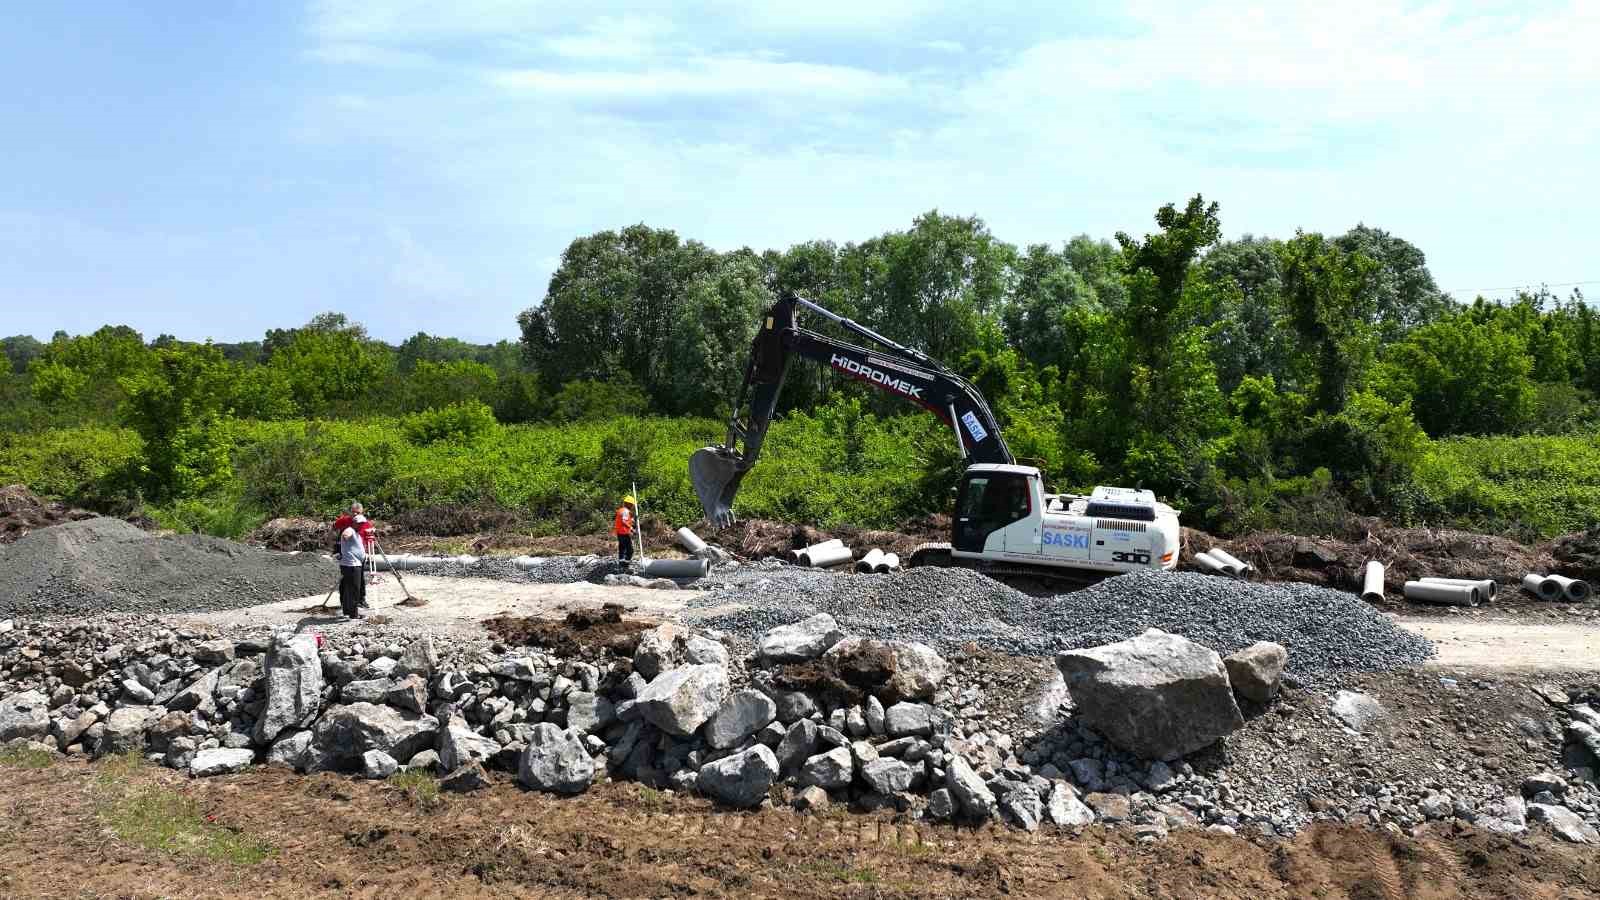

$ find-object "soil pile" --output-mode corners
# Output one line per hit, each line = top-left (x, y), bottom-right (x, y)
(1190, 520), (1556, 599)
(703, 515), (948, 559)
(0, 516), (333, 616)
(248, 516), (328, 551)
(0, 484), (95, 545)
(1548, 526), (1600, 583)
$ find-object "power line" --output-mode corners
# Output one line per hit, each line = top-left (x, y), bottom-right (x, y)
(1446, 279), (1599, 295)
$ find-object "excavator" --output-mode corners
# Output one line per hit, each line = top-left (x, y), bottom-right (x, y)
(689, 295), (1182, 580)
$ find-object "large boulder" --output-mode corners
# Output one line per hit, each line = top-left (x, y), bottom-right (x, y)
(821, 638), (948, 702)
(633, 624), (729, 680)
(860, 758), (914, 795)
(0, 691), (50, 742)
(438, 724), (502, 773)
(253, 631), (324, 745)
(1331, 690), (1385, 733)
(517, 723), (594, 795)
(566, 692), (615, 735)
(100, 705), (161, 756)
(697, 744), (779, 808)
(312, 703), (438, 768)
(266, 731), (314, 771)
(395, 636), (438, 679)
(168, 668), (220, 717)
(1223, 642), (1288, 704)
(703, 690), (777, 750)
(800, 746), (854, 790)
(1055, 629), (1243, 760)
(634, 664), (728, 737)
(945, 754), (996, 820)
(190, 747), (255, 777)
(757, 614), (845, 663)
(775, 719), (820, 776)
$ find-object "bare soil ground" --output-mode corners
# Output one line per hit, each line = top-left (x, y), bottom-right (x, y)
(2, 757), (1596, 900)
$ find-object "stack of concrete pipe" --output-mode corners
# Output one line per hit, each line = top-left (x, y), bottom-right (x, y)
(1194, 548), (1251, 578)
(1420, 576), (1497, 600)
(875, 552), (900, 574)
(796, 538), (852, 568)
(1361, 560), (1386, 603)
(854, 548), (886, 573)
(1524, 573), (1593, 602)
(1403, 579), (1480, 607)
(675, 526), (709, 555)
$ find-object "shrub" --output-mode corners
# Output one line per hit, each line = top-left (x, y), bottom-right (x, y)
(403, 401), (497, 446)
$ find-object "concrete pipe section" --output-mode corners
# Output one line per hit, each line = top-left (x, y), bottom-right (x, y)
(1194, 552), (1230, 576)
(1420, 577), (1497, 600)
(798, 540), (853, 568)
(1208, 548), (1251, 576)
(1522, 573), (1564, 601)
(854, 548), (885, 574)
(1361, 561), (1385, 604)
(875, 552), (900, 574)
(789, 538), (842, 564)
(640, 557), (711, 579)
(1548, 574), (1593, 602)
(676, 527), (709, 555)
(1404, 580), (1480, 607)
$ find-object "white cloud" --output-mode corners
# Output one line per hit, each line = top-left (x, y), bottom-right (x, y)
(490, 56), (906, 101)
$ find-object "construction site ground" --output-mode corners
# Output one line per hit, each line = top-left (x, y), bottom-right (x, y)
(3, 756), (1597, 900)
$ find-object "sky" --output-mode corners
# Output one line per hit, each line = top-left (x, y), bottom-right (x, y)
(1, 1), (1596, 345)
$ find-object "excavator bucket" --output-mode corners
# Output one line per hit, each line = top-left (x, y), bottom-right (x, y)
(689, 446), (749, 528)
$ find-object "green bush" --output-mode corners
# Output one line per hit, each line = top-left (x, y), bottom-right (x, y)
(403, 401), (497, 445)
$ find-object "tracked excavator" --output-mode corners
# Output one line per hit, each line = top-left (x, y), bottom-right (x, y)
(689, 295), (1181, 580)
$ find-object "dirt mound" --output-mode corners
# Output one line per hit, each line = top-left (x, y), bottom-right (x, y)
(0, 516), (334, 616)
(0, 484), (95, 544)
(248, 516), (329, 551)
(705, 515), (948, 559)
(390, 503), (523, 537)
(1547, 527), (1600, 583)
(1189, 520), (1556, 602)
(483, 604), (650, 658)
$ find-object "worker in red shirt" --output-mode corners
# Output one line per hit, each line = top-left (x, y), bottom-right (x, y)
(332, 502), (375, 608)
(613, 495), (637, 562)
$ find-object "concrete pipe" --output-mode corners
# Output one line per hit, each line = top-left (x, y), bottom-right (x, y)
(799, 543), (853, 568)
(854, 548), (886, 574)
(1361, 561), (1386, 604)
(875, 552), (900, 574)
(1208, 548), (1251, 575)
(510, 555), (546, 569)
(1522, 573), (1564, 601)
(1420, 577), (1497, 600)
(640, 557), (710, 579)
(372, 553), (428, 571)
(676, 527), (709, 555)
(1193, 551), (1230, 576)
(1548, 574), (1593, 602)
(1403, 580), (1479, 607)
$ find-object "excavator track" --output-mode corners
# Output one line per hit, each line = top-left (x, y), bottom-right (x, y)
(908, 542), (1110, 593)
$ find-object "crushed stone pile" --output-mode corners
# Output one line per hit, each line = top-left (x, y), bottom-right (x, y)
(688, 567), (1433, 682)
(410, 554), (630, 585)
(0, 517), (334, 616)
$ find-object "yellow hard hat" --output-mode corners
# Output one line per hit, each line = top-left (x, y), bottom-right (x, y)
(623, 495), (636, 504)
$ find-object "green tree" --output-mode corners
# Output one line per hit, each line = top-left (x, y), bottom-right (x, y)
(407, 359), (498, 411)
(118, 344), (235, 500)
(1333, 224), (1449, 338)
(1279, 232), (1378, 414)
(662, 257), (771, 416)
(0, 335), (44, 374)
(266, 315), (394, 416)
(1370, 315), (1534, 436)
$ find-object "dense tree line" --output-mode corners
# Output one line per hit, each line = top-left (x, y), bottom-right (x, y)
(3, 196), (1597, 534)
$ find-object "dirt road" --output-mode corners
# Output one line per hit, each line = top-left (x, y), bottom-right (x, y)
(2, 758), (1595, 899)
(1398, 617), (1600, 672)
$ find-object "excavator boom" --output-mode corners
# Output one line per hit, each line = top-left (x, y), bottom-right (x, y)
(690, 295), (1011, 526)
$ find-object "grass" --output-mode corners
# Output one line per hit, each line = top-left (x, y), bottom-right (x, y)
(636, 785), (666, 812)
(798, 860), (880, 884)
(388, 768), (443, 812)
(92, 751), (273, 864)
(0, 745), (54, 769)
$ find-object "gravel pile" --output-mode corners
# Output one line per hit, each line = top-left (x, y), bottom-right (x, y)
(0, 517), (335, 616)
(688, 567), (1433, 681)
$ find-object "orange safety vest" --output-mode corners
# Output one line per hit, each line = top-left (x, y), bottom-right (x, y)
(613, 505), (633, 536)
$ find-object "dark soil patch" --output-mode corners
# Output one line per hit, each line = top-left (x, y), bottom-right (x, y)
(703, 515), (949, 560)
(1548, 527), (1600, 584)
(484, 605), (650, 658)
(0, 484), (95, 545)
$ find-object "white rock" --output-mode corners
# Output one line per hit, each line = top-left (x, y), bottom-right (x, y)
(253, 631), (324, 744)
(703, 690), (777, 750)
(697, 744), (779, 808)
(756, 613), (845, 663)
(517, 723), (594, 794)
(634, 664), (729, 737)
(190, 747), (255, 777)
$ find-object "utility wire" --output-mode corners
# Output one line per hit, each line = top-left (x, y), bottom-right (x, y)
(1446, 279), (1598, 295)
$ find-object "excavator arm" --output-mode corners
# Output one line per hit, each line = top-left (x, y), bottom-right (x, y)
(690, 295), (1012, 526)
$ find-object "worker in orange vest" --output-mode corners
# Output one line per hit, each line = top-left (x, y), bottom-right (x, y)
(613, 495), (637, 562)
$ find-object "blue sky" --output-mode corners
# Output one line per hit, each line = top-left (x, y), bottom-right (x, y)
(2, 1), (1595, 344)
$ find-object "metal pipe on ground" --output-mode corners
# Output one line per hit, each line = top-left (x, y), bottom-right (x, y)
(799, 542), (853, 568)
(1362, 561), (1386, 604)
(1193, 552), (1231, 576)
(1404, 580), (1480, 607)
(676, 527), (709, 555)
(854, 548), (885, 573)
(1522, 574), (1564, 601)
(640, 558), (710, 579)
(1420, 577), (1497, 600)
(1548, 574), (1593, 602)
(875, 552), (900, 574)
(1208, 547), (1251, 575)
